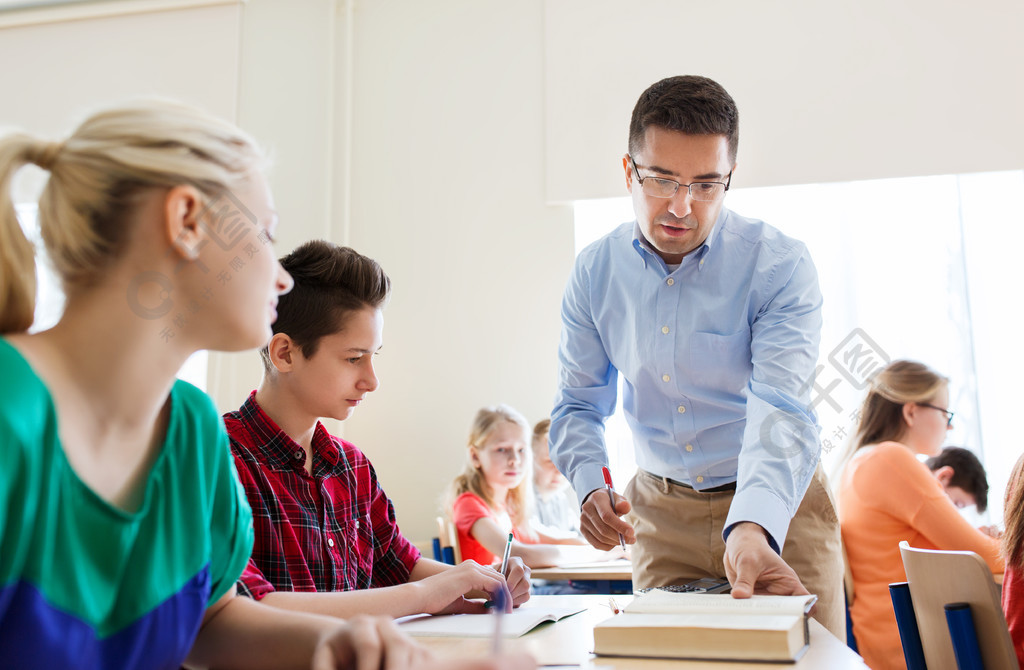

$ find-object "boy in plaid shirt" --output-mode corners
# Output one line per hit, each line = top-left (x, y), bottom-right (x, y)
(226, 240), (530, 617)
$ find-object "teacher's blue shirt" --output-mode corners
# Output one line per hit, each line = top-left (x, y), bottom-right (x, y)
(550, 209), (822, 550)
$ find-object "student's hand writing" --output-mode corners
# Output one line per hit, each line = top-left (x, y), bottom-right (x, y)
(579, 487), (635, 551)
(419, 560), (514, 615)
(723, 522), (809, 599)
(502, 556), (532, 607)
(311, 615), (434, 670)
(979, 524), (1003, 539)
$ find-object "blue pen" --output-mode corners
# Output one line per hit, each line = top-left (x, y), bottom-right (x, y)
(491, 582), (508, 654)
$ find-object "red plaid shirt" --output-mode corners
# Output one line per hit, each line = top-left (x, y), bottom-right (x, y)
(226, 392), (420, 599)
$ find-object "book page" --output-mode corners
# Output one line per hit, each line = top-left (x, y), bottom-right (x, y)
(397, 606), (585, 637)
(625, 592), (816, 616)
(597, 612), (799, 631)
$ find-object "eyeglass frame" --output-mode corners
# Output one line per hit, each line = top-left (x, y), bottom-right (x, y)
(628, 154), (733, 201)
(918, 402), (954, 428)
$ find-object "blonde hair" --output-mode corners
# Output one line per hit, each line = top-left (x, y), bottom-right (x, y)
(0, 100), (264, 334)
(448, 404), (534, 528)
(1003, 454), (1024, 570)
(835, 360), (948, 473)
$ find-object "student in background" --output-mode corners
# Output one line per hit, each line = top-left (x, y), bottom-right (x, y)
(1000, 453), (1024, 668)
(927, 445), (1001, 538)
(530, 418), (583, 540)
(0, 101), (469, 669)
(226, 240), (531, 619)
(449, 405), (619, 568)
(838, 360), (1003, 670)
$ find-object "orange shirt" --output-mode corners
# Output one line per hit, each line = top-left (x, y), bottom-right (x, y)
(451, 492), (532, 565)
(840, 442), (1003, 670)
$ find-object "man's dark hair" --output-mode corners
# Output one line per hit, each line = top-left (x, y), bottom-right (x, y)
(926, 446), (989, 512)
(260, 239), (391, 372)
(628, 75), (739, 163)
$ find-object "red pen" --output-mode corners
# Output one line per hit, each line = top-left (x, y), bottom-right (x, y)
(602, 466), (627, 551)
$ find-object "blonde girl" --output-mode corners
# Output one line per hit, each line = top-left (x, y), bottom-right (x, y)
(0, 101), (532, 670)
(838, 360), (1002, 670)
(449, 405), (604, 568)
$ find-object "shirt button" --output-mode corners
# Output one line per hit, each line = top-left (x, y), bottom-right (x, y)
(662, 374), (670, 382)
(294, 450), (303, 460)
(685, 444), (693, 452)
(327, 537), (335, 548)
(666, 278), (675, 286)
(696, 476), (704, 484)
(677, 405), (686, 414)
(661, 326), (670, 334)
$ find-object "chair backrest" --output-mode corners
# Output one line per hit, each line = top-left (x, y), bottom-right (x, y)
(899, 541), (1016, 670)
(435, 516), (462, 564)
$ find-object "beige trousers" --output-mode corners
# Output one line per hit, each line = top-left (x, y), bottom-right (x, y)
(624, 465), (845, 641)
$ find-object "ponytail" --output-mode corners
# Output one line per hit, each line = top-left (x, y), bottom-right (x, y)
(0, 133), (58, 333)
(0, 100), (264, 334)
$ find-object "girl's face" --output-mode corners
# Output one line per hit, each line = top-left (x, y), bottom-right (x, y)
(195, 171), (293, 351)
(906, 386), (952, 456)
(472, 421), (529, 493)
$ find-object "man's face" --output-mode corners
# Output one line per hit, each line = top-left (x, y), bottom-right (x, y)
(624, 126), (734, 264)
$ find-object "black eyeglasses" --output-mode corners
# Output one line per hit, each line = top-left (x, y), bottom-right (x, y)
(628, 155), (732, 201)
(919, 402), (954, 428)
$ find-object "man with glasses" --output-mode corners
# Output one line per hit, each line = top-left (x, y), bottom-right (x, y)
(550, 75), (844, 639)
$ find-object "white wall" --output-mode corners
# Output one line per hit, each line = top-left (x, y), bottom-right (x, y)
(544, 0), (1024, 201)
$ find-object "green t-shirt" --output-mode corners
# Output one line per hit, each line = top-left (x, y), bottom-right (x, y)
(0, 338), (254, 668)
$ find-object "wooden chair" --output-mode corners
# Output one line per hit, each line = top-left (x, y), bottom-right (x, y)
(435, 516), (462, 565)
(899, 541), (1016, 670)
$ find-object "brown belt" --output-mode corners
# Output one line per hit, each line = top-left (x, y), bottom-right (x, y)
(643, 469), (738, 493)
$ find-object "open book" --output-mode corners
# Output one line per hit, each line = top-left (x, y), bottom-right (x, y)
(594, 592), (817, 662)
(397, 606), (585, 638)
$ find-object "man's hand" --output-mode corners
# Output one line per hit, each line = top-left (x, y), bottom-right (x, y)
(723, 522), (809, 599)
(579, 488), (635, 551)
(417, 560), (515, 615)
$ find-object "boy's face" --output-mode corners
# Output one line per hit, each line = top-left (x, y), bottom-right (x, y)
(289, 306), (384, 421)
(932, 465), (978, 509)
(533, 435), (568, 494)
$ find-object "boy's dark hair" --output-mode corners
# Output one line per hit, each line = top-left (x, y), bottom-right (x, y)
(260, 240), (391, 372)
(926, 446), (989, 513)
(628, 75), (739, 164)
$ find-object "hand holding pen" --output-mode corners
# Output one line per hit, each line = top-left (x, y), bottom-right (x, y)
(579, 467), (634, 551)
(602, 467), (627, 551)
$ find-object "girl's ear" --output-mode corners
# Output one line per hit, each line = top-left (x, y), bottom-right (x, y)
(468, 446), (480, 468)
(902, 402), (916, 427)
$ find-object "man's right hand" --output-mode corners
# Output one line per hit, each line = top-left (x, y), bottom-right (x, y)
(579, 488), (635, 551)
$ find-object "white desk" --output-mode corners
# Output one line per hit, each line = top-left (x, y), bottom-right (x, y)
(529, 559), (633, 582)
(414, 594), (869, 669)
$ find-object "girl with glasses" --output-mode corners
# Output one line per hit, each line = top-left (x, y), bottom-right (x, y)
(836, 360), (1002, 670)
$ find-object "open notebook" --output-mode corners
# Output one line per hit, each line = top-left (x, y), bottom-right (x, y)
(397, 606), (585, 637)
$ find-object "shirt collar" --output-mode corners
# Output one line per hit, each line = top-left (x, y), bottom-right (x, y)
(630, 209), (726, 271)
(239, 391), (340, 470)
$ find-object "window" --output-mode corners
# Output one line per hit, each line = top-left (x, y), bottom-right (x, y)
(15, 203), (208, 390)
(573, 170), (1024, 524)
